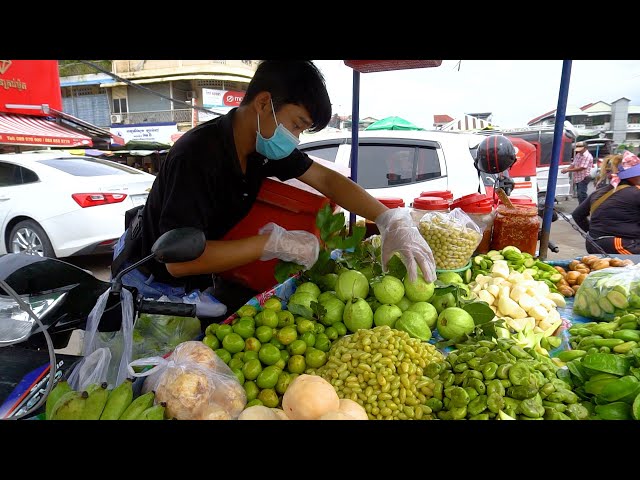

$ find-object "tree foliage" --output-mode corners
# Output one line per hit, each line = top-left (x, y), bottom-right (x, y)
(58, 60), (112, 77)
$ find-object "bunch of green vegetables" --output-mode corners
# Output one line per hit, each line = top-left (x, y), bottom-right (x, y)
(421, 336), (590, 420)
(563, 312), (640, 420)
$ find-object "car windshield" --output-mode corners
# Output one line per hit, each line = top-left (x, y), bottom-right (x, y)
(37, 157), (143, 177)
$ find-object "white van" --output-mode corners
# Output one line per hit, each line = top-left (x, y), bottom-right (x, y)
(298, 130), (491, 207)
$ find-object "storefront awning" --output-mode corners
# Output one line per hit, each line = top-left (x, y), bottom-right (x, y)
(99, 73), (251, 88)
(0, 113), (93, 147)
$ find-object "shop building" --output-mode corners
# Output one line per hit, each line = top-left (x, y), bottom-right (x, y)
(0, 61), (115, 153)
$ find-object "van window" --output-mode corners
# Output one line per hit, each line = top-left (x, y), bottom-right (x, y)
(537, 140), (573, 166)
(353, 145), (416, 189)
(416, 147), (441, 180)
(300, 145), (339, 162)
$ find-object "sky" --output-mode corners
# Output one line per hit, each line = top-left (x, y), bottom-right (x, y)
(312, 60), (640, 129)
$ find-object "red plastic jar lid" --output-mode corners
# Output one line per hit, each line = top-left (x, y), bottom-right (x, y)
(413, 196), (450, 210)
(461, 203), (494, 214)
(420, 190), (453, 201)
(450, 193), (490, 209)
(376, 197), (405, 208)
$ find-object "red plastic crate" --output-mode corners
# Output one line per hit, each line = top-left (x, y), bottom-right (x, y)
(220, 178), (331, 292)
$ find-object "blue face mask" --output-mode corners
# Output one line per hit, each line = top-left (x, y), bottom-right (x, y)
(256, 99), (300, 160)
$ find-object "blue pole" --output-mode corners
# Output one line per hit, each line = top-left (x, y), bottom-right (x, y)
(539, 60), (572, 259)
(349, 69), (360, 233)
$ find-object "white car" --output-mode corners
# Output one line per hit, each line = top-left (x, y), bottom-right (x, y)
(298, 129), (493, 207)
(0, 151), (156, 258)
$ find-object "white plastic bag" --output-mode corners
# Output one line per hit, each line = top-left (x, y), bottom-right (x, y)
(182, 289), (227, 318)
(68, 287), (135, 390)
(66, 347), (111, 392)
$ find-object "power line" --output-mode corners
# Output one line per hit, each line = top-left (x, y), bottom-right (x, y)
(78, 60), (229, 117)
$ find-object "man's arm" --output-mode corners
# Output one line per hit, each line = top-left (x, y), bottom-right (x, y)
(562, 165), (589, 173)
(562, 154), (593, 174)
(297, 161), (388, 221)
(166, 236), (269, 278)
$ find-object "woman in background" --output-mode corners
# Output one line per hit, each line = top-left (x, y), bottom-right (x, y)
(594, 153), (622, 189)
(572, 151), (640, 254)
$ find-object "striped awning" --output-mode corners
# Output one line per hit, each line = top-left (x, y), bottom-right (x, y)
(0, 113), (93, 147)
(440, 114), (493, 132)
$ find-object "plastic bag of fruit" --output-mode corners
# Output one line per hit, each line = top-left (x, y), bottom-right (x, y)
(572, 263), (640, 321)
(127, 340), (246, 420)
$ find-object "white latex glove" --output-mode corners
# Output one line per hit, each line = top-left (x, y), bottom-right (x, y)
(258, 223), (320, 270)
(376, 208), (437, 283)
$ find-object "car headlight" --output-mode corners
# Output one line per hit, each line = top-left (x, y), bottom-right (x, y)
(0, 292), (67, 345)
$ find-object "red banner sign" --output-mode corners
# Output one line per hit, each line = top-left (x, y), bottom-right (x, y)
(0, 60), (62, 116)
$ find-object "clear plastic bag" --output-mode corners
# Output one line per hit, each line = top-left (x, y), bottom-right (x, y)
(133, 311), (202, 360)
(573, 263), (640, 321)
(417, 207), (483, 270)
(128, 341), (247, 420)
(68, 288), (135, 390)
(66, 347), (111, 392)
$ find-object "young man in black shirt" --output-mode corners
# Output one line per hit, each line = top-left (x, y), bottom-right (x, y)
(112, 60), (436, 306)
(572, 158), (640, 254)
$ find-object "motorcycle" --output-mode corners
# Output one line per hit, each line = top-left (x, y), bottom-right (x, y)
(0, 227), (207, 419)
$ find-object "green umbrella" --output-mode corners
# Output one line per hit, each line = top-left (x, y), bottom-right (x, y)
(365, 116), (425, 131)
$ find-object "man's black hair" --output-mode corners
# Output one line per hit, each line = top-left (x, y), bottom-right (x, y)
(241, 60), (332, 133)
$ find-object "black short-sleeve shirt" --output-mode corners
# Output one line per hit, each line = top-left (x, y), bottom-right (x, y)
(137, 108), (313, 285)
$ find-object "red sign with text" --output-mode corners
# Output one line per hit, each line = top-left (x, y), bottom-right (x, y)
(223, 90), (245, 107)
(0, 60), (62, 116)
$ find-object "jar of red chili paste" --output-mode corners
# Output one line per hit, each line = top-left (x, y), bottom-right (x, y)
(489, 204), (540, 255)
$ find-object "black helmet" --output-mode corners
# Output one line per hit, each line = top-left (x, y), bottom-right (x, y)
(475, 135), (517, 174)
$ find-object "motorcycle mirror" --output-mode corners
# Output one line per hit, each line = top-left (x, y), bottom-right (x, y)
(151, 227), (206, 264)
(110, 227), (206, 297)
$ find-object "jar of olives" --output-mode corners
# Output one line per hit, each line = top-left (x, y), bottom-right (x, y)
(459, 203), (495, 255)
(418, 208), (483, 270)
(410, 196), (449, 226)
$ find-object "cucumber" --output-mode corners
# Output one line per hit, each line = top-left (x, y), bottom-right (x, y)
(464, 268), (473, 284)
(598, 297), (615, 314)
(549, 273), (563, 283)
(574, 293), (588, 312)
(589, 302), (602, 319)
(606, 290), (629, 309)
(612, 285), (630, 296)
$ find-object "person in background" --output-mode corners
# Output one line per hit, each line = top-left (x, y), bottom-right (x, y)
(111, 60), (436, 306)
(594, 153), (622, 189)
(561, 141), (594, 204)
(571, 151), (640, 254)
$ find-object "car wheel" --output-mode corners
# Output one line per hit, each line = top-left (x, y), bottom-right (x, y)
(8, 220), (56, 258)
